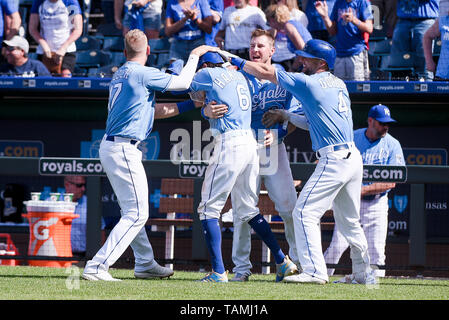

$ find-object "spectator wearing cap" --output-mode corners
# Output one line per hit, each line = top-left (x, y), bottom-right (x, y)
(315, 0), (373, 81)
(324, 103), (405, 278)
(215, 0), (269, 60)
(423, 0), (449, 81)
(28, 0), (83, 77)
(0, 36), (51, 77)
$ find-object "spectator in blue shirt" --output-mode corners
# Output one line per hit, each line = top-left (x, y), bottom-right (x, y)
(302, 0), (335, 42)
(165, 0), (214, 64)
(205, 0), (224, 46)
(1, 36), (51, 77)
(390, 0), (440, 77)
(315, 0), (373, 81)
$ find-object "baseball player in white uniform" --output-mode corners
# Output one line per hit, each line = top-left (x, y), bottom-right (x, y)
(226, 39), (376, 284)
(324, 104), (405, 278)
(191, 51), (298, 282)
(218, 29), (308, 282)
(82, 29), (216, 281)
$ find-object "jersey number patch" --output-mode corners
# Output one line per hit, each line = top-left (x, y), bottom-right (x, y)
(108, 83), (123, 112)
(236, 84), (250, 111)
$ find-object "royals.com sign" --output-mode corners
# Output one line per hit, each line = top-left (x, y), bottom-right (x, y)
(39, 158), (105, 176)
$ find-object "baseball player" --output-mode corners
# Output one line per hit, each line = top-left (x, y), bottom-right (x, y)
(224, 29), (307, 282)
(82, 29), (216, 281)
(191, 51), (298, 283)
(225, 39), (376, 285)
(324, 104), (405, 278)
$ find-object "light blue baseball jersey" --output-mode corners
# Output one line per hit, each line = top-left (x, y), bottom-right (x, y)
(354, 128), (405, 190)
(243, 71), (303, 141)
(105, 61), (173, 141)
(190, 66), (252, 135)
(276, 70), (353, 151)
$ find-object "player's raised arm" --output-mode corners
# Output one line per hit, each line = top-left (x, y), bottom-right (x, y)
(166, 45), (219, 91)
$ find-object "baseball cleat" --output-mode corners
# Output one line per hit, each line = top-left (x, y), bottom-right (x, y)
(275, 256), (299, 282)
(230, 272), (250, 282)
(283, 273), (327, 285)
(198, 270), (229, 283)
(82, 270), (121, 281)
(134, 264), (174, 279)
(333, 270), (377, 285)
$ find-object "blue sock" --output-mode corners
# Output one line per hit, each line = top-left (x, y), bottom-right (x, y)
(201, 218), (225, 274)
(248, 214), (285, 264)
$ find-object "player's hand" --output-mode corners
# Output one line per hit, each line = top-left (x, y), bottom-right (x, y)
(203, 101), (228, 119)
(342, 8), (355, 24)
(189, 90), (206, 106)
(263, 130), (274, 146)
(314, 1), (328, 17)
(191, 45), (218, 57)
(217, 49), (239, 62)
(262, 109), (289, 127)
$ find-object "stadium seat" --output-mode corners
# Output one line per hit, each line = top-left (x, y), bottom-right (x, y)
(96, 23), (122, 37)
(76, 50), (111, 69)
(110, 51), (126, 66)
(370, 26), (387, 41)
(75, 36), (102, 51)
(379, 52), (415, 80)
(148, 37), (170, 53)
(155, 53), (171, 69)
(102, 36), (125, 52)
(146, 53), (158, 67)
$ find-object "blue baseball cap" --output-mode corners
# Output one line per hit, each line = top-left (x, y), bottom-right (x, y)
(198, 52), (225, 69)
(368, 104), (397, 123)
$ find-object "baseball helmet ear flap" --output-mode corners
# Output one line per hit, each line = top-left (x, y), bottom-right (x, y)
(294, 39), (336, 70)
(197, 52), (226, 69)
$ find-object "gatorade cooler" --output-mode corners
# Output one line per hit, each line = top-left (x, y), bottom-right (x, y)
(0, 233), (19, 266)
(22, 201), (79, 268)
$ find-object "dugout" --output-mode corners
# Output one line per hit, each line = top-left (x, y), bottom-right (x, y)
(0, 78), (449, 277)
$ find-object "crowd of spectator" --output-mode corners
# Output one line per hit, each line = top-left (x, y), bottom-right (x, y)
(0, 0), (447, 81)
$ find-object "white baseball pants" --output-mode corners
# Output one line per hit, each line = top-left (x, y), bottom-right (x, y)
(293, 143), (370, 282)
(84, 137), (157, 275)
(198, 130), (260, 222)
(324, 195), (389, 277)
(231, 142), (299, 275)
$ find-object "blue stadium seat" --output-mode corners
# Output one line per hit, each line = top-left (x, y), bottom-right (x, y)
(155, 53), (171, 69)
(102, 36), (125, 52)
(148, 38), (170, 53)
(96, 23), (122, 37)
(75, 36), (102, 51)
(110, 51), (126, 66)
(379, 52), (415, 80)
(370, 27), (387, 41)
(76, 50), (111, 69)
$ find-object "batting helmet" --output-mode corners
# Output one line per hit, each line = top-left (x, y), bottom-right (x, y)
(294, 39), (336, 70)
(198, 51), (225, 69)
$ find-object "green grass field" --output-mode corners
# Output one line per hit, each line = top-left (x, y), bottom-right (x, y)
(0, 265), (448, 300)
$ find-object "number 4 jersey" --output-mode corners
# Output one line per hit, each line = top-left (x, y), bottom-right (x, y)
(190, 66), (252, 136)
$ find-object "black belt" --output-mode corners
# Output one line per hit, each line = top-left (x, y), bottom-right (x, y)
(106, 135), (139, 145)
(316, 143), (350, 158)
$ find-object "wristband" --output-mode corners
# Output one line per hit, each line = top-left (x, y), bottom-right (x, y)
(278, 127), (288, 140)
(201, 107), (209, 119)
(231, 56), (247, 69)
(177, 100), (196, 114)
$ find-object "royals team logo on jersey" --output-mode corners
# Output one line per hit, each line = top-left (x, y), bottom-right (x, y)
(394, 195), (408, 213)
